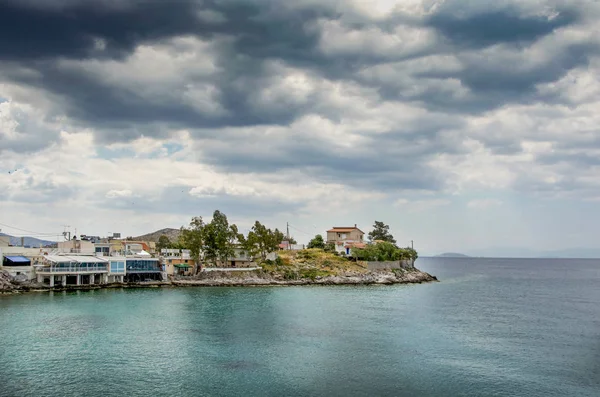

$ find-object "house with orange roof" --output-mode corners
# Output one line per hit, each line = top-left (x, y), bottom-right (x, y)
(326, 225), (365, 256)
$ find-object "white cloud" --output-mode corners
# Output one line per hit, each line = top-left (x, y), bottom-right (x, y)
(467, 199), (503, 209)
(394, 198), (451, 212)
(106, 189), (133, 198)
(319, 20), (437, 59)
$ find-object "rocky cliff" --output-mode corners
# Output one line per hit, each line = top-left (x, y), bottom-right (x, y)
(0, 270), (18, 293)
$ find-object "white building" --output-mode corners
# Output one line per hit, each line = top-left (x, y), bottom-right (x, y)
(0, 247), (52, 281)
(57, 239), (95, 255)
(35, 255), (109, 287)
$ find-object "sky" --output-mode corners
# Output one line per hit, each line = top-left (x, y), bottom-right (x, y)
(0, 0), (599, 256)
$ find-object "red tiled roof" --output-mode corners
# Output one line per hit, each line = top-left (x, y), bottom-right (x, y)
(327, 226), (364, 234)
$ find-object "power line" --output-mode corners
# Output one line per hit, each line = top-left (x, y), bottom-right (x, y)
(0, 232), (60, 237)
(0, 221), (61, 236)
(287, 224), (313, 236)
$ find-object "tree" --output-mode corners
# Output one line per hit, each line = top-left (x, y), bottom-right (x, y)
(403, 247), (418, 261)
(367, 221), (396, 244)
(156, 235), (172, 252)
(241, 221), (283, 261)
(180, 216), (205, 274)
(203, 210), (237, 266)
(307, 234), (325, 249)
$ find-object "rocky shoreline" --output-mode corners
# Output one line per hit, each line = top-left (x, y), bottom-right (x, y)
(172, 268), (437, 287)
(0, 268), (438, 294)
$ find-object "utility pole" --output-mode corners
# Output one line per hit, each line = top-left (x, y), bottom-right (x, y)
(286, 222), (290, 250)
(411, 240), (414, 250)
(62, 225), (71, 241)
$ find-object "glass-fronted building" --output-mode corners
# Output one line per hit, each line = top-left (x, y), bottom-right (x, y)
(107, 257), (163, 282)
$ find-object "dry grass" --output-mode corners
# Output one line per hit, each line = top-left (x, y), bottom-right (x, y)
(274, 249), (368, 275)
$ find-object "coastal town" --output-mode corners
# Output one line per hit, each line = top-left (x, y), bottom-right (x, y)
(0, 212), (429, 292)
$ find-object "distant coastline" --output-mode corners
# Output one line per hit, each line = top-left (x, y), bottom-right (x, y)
(434, 253), (471, 258)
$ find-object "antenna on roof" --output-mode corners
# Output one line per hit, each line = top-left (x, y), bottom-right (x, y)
(62, 225), (71, 241)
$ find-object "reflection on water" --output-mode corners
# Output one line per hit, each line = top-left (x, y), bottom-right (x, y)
(1, 258), (600, 397)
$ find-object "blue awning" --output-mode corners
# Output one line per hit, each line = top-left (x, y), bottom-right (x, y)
(5, 256), (30, 263)
(3, 256), (31, 266)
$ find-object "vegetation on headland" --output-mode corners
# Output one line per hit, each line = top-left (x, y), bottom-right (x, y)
(156, 215), (420, 271)
(352, 241), (418, 262)
(261, 249), (368, 280)
(155, 210), (290, 273)
(368, 221), (397, 244)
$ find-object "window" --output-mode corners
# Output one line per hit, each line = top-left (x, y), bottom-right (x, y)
(126, 259), (160, 272)
(110, 261), (125, 273)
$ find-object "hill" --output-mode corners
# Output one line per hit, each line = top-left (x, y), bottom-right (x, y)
(435, 252), (470, 258)
(132, 228), (181, 243)
(0, 233), (56, 247)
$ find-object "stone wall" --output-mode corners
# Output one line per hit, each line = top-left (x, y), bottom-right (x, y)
(365, 260), (414, 271)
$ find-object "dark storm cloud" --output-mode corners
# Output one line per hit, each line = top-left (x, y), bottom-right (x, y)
(0, 0), (592, 130)
(0, 0), (338, 139)
(1, 0), (598, 196)
(0, 0), (332, 62)
(426, 7), (578, 49)
(0, 0), (202, 61)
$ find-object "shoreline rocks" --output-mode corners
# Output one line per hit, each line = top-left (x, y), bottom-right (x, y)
(172, 268), (438, 287)
(0, 268), (438, 295)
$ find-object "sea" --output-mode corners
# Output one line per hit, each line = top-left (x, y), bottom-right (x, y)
(0, 257), (599, 397)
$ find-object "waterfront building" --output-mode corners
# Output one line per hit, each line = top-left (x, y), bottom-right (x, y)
(0, 247), (51, 280)
(35, 255), (109, 287)
(161, 249), (194, 276)
(220, 247), (259, 268)
(1, 255), (34, 281)
(118, 256), (163, 282)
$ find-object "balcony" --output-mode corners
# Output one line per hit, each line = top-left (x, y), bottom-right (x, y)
(36, 264), (108, 273)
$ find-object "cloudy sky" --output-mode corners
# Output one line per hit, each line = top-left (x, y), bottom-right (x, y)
(0, 0), (599, 255)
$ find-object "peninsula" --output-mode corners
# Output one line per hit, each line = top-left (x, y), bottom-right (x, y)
(1, 215), (437, 294)
(1, 249), (436, 293)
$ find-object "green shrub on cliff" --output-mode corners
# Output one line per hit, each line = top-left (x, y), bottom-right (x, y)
(352, 242), (418, 261)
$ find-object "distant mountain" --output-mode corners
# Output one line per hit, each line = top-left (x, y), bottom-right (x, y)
(0, 233), (56, 248)
(435, 252), (471, 258)
(132, 228), (181, 243)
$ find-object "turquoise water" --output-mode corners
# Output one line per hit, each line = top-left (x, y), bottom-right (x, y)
(1, 258), (599, 396)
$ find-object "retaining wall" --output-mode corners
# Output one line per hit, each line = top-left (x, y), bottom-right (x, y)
(365, 260), (414, 271)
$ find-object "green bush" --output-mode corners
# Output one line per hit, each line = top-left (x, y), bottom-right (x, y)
(282, 269), (298, 280)
(352, 242), (419, 261)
